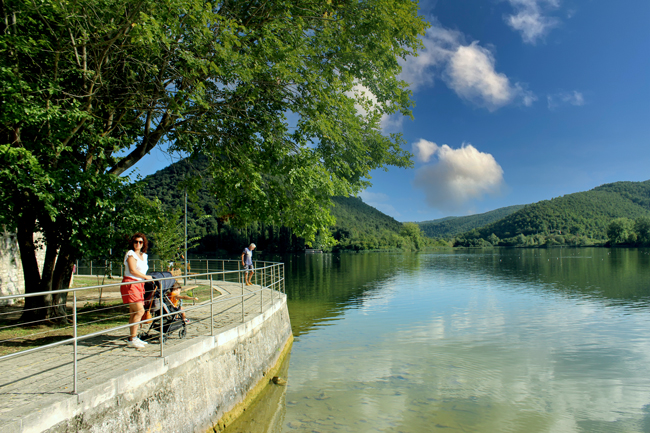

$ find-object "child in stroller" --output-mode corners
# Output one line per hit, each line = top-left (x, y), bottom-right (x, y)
(141, 271), (188, 343)
(169, 284), (198, 323)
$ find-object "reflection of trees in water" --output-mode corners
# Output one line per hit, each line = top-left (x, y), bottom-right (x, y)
(429, 248), (650, 305)
(283, 248), (650, 338)
(274, 248), (650, 340)
(281, 253), (420, 337)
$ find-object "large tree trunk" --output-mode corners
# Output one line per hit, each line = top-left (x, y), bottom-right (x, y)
(48, 245), (75, 323)
(16, 217), (74, 324)
(16, 216), (46, 323)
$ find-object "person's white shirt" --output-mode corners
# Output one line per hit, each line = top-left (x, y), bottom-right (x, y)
(124, 250), (148, 280)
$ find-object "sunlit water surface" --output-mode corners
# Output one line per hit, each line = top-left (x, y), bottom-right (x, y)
(224, 248), (650, 433)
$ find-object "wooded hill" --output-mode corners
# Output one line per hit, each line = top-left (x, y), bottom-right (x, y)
(417, 204), (525, 238)
(140, 157), (422, 253)
(454, 180), (650, 247)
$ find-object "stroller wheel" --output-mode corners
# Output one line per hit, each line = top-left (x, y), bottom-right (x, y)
(179, 328), (187, 339)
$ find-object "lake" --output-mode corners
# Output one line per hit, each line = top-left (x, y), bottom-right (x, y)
(224, 248), (650, 433)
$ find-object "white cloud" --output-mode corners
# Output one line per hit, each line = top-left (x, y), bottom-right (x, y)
(346, 83), (378, 118)
(398, 25), (464, 91)
(346, 84), (405, 134)
(505, 0), (561, 44)
(446, 42), (536, 111)
(379, 113), (405, 134)
(413, 138), (439, 163)
(547, 90), (585, 109)
(399, 23), (535, 110)
(412, 140), (505, 212)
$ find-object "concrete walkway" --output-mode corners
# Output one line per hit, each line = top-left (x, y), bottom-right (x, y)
(0, 281), (283, 430)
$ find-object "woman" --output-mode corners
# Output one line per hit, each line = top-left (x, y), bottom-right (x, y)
(120, 233), (153, 349)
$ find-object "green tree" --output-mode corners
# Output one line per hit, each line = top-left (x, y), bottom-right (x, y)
(634, 216), (650, 245)
(400, 222), (424, 250)
(487, 233), (500, 246)
(607, 218), (633, 245)
(1, 0), (428, 319)
(147, 208), (204, 271)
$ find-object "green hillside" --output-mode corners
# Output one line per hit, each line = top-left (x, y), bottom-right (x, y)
(455, 180), (650, 247)
(418, 205), (526, 238)
(330, 196), (409, 250)
(140, 158), (425, 252)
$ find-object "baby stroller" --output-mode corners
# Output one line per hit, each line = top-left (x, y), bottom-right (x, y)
(141, 271), (187, 343)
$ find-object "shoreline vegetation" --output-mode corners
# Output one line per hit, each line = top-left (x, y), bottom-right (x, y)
(426, 180), (650, 250)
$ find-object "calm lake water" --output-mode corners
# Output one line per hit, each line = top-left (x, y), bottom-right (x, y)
(224, 248), (650, 433)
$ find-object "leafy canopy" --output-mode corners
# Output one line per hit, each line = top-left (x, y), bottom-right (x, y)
(1, 0), (428, 253)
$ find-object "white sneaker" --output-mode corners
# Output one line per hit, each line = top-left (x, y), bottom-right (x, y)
(133, 337), (148, 345)
(127, 338), (146, 349)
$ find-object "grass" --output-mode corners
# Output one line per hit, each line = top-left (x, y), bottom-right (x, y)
(0, 282), (216, 356)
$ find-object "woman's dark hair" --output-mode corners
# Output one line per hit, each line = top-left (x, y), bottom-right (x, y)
(129, 233), (148, 253)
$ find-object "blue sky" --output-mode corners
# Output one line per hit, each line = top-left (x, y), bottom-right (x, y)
(135, 0), (649, 223)
(361, 0), (650, 222)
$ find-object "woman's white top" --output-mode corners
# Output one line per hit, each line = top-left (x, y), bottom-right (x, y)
(124, 250), (148, 280)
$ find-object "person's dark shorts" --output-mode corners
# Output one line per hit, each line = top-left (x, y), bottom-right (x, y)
(243, 264), (254, 271)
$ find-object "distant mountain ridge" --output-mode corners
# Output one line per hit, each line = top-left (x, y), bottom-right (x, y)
(459, 180), (650, 245)
(418, 205), (526, 238)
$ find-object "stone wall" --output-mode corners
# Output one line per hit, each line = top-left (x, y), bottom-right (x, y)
(25, 297), (294, 433)
(0, 229), (47, 304)
(0, 229), (25, 305)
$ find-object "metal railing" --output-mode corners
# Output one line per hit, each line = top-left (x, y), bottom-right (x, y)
(73, 258), (276, 280)
(0, 259), (284, 395)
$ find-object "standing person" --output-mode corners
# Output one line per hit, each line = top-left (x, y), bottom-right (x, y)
(241, 243), (256, 286)
(120, 233), (153, 349)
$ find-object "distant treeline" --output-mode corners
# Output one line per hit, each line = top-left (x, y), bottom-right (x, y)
(450, 180), (650, 248)
(418, 204), (525, 238)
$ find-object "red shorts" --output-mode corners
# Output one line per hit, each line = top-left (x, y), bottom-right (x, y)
(120, 277), (145, 304)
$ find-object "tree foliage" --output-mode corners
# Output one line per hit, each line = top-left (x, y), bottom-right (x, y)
(0, 0), (428, 319)
(140, 157), (438, 252)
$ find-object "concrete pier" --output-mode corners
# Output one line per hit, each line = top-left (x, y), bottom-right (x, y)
(0, 283), (292, 433)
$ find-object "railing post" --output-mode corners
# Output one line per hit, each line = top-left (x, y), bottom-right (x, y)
(222, 261), (225, 282)
(73, 292), (78, 395)
(282, 264), (285, 294)
(260, 262), (264, 313)
(90, 261), (93, 276)
(237, 261), (241, 284)
(271, 265), (275, 302)
(241, 268), (245, 323)
(159, 282), (164, 358)
(210, 274), (214, 336)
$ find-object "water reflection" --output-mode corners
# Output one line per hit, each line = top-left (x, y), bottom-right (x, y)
(228, 249), (650, 433)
